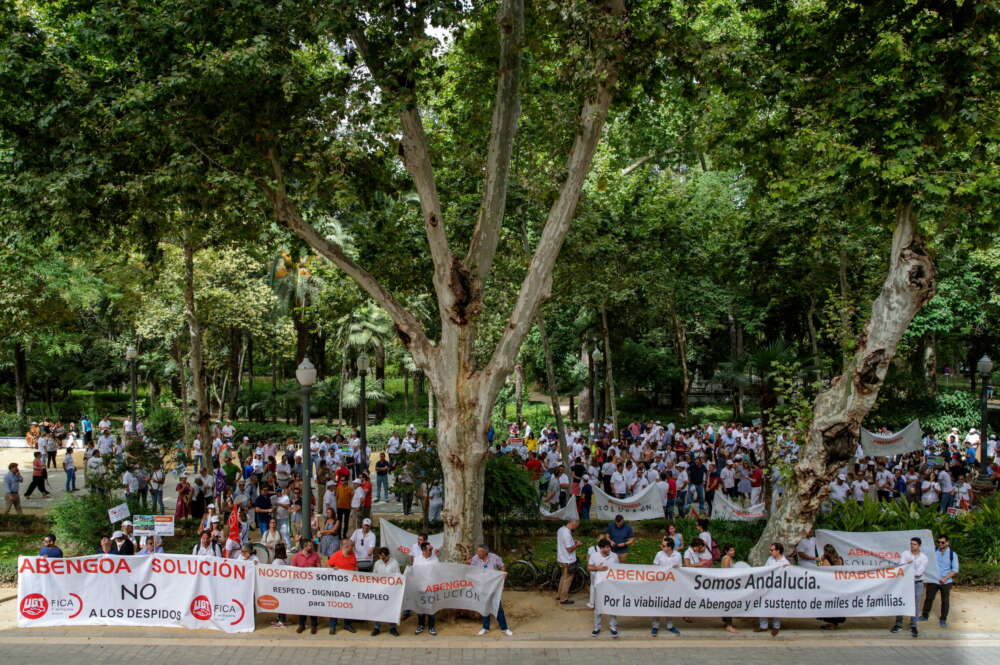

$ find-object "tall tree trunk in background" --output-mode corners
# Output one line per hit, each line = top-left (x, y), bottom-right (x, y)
(538, 317), (570, 468)
(403, 372), (409, 412)
(924, 333), (937, 394)
(749, 203), (935, 563)
(246, 334), (254, 390)
(314, 332), (327, 380)
(514, 361), (524, 429)
(227, 326), (243, 420)
(173, 339), (190, 440)
(375, 345), (386, 421)
(13, 341), (27, 419)
(292, 309), (310, 364)
(727, 310), (744, 421)
(838, 246), (852, 361)
(806, 295), (821, 370)
(568, 395), (576, 424)
(581, 342), (594, 423)
(670, 296), (690, 420)
(600, 306), (618, 435)
(270, 353), (278, 423)
(338, 352), (346, 426)
(183, 236), (210, 445)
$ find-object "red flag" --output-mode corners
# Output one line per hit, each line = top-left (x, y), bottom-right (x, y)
(228, 503), (240, 545)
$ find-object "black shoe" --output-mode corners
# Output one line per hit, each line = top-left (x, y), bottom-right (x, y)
(329, 626), (336, 634)
(560, 600), (575, 605)
(389, 627), (399, 636)
(370, 628), (380, 636)
(911, 627), (918, 638)
(296, 626), (306, 634)
(343, 624), (356, 634)
(310, 625), (317, 634)
(890, 625), (901, 633)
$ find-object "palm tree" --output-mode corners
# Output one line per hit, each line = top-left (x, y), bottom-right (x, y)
(332, 305), (393, 425)
(271, 250), (324, 364)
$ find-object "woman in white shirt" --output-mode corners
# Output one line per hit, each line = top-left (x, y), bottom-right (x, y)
(651, 538), (682, 636)
(920, 470), (940, 506)
(954, 474), (973, 510)
(755, 543), (789, 635)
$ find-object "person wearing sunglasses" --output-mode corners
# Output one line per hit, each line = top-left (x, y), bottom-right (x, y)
(918, 535), (959, 628)
(754, 543), (788, 636)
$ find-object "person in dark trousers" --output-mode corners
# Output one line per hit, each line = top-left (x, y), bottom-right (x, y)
(920, 535), (959, 628)
(23, 452), (50, 498)
(292, 539), (321, 633)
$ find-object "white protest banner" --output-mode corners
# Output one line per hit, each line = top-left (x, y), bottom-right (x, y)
(594, 563), (914, 618)
(540, 499), (579, 521)
(861, 419), (923, 457)
(108, 503), (130, 524)
(16, 554), (254, 632)
(712, 493), (767, 521)
(589, 483), (663, 521)
(133, 515), (175, 537)
(255, 564), (404, 623)
(402, 562), (504, 617)
(815, 529), (938, 582)
(379, 519), (444, 567)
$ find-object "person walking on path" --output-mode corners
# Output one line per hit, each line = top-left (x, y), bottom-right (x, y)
(23, 451), (50, 498)
(920, 535), (959, 628)
(892, 537), (928, 638)
(4, 463), (23, 514)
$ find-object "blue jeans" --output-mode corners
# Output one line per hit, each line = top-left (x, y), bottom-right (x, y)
(580, 505), (591, 521)
(376, 475), (390, 501)
(150, 489), (165, 513)
(65, 468), (76, 491)
(895, 580), (924, 628)
(665, 498), (676, 519)
(692, 484), (706, 512)
(938, 493), (954, 513)
(482, 603), (508, 630)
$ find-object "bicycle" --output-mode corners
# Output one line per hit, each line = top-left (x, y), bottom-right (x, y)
(506, 544), (586, 594)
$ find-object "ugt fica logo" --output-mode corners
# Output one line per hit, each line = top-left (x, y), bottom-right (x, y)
(20, 593), (48, 620)
(190, 594), (246, 625)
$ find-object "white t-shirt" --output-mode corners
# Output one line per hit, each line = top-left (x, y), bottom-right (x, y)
(610, 472), (626, 495)
(351, 486), (366, 509)
(684, 547), (713, 566)
(698, 531), (713, 550)
(653, 550), (682, 568)
(829, 481), (849, 502)
(556, 526), (577, 564)
(588, 549), (619, 570)
(796, 537), (817, 566)
(851, 479), (870, 501)
(900, 550), (929, 581)
(351, 529), (376, 561)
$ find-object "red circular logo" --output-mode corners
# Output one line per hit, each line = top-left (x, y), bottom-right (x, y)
(20, 594), (49, 620)
(190, 595), (212, 620)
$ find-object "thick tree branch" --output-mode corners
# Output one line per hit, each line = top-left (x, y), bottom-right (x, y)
(257, 178), (436, 373)
(482, 3), (625, 399)
(465, 0), (524, 282)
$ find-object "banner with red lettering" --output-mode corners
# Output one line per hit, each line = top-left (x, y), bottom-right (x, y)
(594, 563), (914, 618)
(815, 529), (938, 583)
(402, 562), (504, 616)
(379, 519), (444, 567)
(16, 555), (255, 632)
(254, 564), (404, 624)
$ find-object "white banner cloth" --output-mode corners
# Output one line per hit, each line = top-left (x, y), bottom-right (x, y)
(379, 519), (444, 567)
(16, 555), (254, 632)
(815, 529), (938, 582)
(540, 499), (579, 521)
(402, 562), (504, 616)
(712, 493), (767, 521)
(590, 483), (664, 521)
(254, 564), (404, 623)
(594, 562), (914, 618)
(861, 419), (923, 457)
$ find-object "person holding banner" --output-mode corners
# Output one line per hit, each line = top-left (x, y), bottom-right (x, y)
(293, 538), (321, 634)
(470, 544), (513, 636)
(412, 541), (440, 635)
(650, 537), (681, 636)
(588, 538), (619, 638)
(891, 537), (927, 637)
(753, 542), (788, 636)
(371, 547), (401, 637)
(326, 539), (358, 634)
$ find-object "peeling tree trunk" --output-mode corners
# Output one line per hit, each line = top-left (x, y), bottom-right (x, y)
(581, 342), (594, 424)
(670, 295), (690, 421)
(13, 341), (27, 419)
(600, 306), (618, 435)
(538, 316), (570, 468)
(427, 379), (435, 429)
(183, 236), (210, 445)
(749, 203), (935, 563)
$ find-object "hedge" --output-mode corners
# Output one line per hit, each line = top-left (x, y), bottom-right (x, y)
(234, 422), (435, 449)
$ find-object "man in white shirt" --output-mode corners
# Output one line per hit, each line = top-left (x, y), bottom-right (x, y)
(348, 479), (365, 534)
(610, 464), (627, 498)
(795, 530), (818, 567)
(829, 474), (850, 503)
(651, 538), (682, 635)
(371, 547), (401, 636)
(556, 519), (581, 604)
(97, 430), (115, 456)
(936, 468), (955, 512)
(588, 538), (619, 638)
(851, 475), (870, 503)
(191, 438), (203, 472)
(891, 536), (928, 637)
(755, 543), (789, 635)
(351, 518), (377, 571)
(191, 530), (222, 557)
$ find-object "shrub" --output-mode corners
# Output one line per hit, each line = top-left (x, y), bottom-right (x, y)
(144, 404), (184, 444)
(954, 561), (1000, 586)
(0, 558), (17, 585)
(50, 492), (125, 555)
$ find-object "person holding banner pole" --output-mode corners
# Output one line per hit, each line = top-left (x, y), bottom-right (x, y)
(891, 537), (927, 637)
(470, 544), (513, 636)
(754, 543), (788, 636)
(412, 541), (439, 635)
(588, 538), (619, 638)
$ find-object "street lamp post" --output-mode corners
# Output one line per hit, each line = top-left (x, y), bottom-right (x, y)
(977, 354), (993, 479)
(357, 351), (370, 471)
(125, 345), (138, 443)
(296, 357), (317, 542)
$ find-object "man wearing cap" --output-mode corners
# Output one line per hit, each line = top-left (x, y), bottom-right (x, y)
(829, 474), (850, 503)
(348, 477), (365, 535)
(351, 518), (377, 571)
(110, 529), (135, 555)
